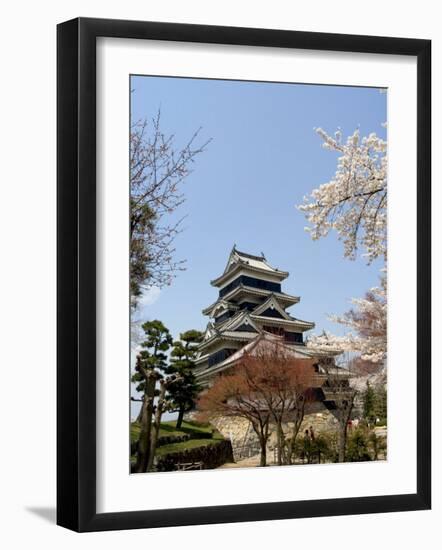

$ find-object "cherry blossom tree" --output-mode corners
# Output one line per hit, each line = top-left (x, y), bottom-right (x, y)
(298, 127), (387, 263)
(307, 274), (387, 364)
(299, 126), (387, 366)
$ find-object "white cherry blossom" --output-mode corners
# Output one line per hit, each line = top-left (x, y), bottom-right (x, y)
(298, 127), (387, 263)
(307, 275), (387, 364)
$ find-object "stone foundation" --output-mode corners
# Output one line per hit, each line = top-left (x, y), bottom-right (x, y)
(211, 416), (260, 459)
(211, 403), (340, 460)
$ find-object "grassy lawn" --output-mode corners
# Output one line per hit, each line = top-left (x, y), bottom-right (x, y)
(130, 419), (229, 469)
(130, 421), (183, 443)
(130, 419), (218, 444)
(155, 436), (223, 457)
(160, 419), (215, 436)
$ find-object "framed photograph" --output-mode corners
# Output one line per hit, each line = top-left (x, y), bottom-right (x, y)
(57, 17), (431, 532)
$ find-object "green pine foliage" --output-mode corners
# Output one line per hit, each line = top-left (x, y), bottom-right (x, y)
(374, 384), (387, 425)
(132, 320), (174, 473)
(362, 381), (377, 425)
(167, 330), (203, 429)
(131, 319), (173, 392)
(131, 322), (206, 471)
(346, 428), (372, 462)
(362, 380), (387, 426)
(291, 432), (335, 464)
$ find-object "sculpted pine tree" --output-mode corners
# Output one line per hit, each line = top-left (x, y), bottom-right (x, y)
(132, 320), (173, 473)
(167, 329), (203, 429)
(147, 376), (171, 472)
(130, 111), (210, 308)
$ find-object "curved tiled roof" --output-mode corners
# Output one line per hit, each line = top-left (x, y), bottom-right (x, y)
(210, 246), (289, 287)
(202, 285), (300, 316)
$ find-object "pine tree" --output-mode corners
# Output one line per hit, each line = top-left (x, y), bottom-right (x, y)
(374, 384), (387, 425)
(132, 320), (173, 473)
(362, 380), (376, 426)
(167, 329), (203, 429)
(346, 429), (372, 462)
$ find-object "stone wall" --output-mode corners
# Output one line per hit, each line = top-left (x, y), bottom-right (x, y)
(211, 404), (340, 460)
(210, 416), (260, 459)
(300, 404), (340, 434)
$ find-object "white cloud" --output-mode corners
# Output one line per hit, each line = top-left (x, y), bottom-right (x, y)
(139, 286), (161, 307)
(130, 286), (162, 351)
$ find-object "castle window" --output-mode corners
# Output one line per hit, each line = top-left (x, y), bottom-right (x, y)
(214, 311), (232, 324)
(259, 307), (284, 319)
(263, 325), (284, 336)
(284, 331), (303, 344)
(208, 348), (236, 367)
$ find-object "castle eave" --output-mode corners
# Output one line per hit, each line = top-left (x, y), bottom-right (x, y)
(220, 284), (300, 307)
(250, 314), (315, 331)
(211, 262), (288, 287)
(197, 331), (256, 352)
(195, 332), (323, 383)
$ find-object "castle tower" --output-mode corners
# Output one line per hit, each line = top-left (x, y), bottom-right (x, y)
(195, 246), (316, 383)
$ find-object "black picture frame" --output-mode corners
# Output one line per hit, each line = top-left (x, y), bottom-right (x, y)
(57, 17), (431, 532)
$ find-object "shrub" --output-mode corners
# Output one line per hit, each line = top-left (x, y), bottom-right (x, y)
(155, 439), (234, 471)
(346, 428), (372, 462)
(368, 431), (387, 460)
(290, 432), (335, 464)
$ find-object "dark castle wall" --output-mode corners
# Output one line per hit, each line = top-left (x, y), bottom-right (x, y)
(219, 275), (281, 298)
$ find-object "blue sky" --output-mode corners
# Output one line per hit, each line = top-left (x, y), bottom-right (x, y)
(131, 75), (387, 344)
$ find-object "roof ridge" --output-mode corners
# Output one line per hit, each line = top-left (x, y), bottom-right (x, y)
(235, 248), (266, 261)
(252, 294), (291, 317)
(222, 309), (257, 330)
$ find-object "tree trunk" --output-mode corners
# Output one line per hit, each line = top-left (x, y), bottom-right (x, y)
(288, 409), (304, 465)
(176, 407), (185, 430)
(338, 424), (347, 463)
(276, 422), (285, 466)
(372, 437), (379, 460)
(259, 437), (267, 467)
(135, 397), (146, 424)
(251, 420), (268, 467)
(336, 395), (355, 463)
(146, 380), (167, 471)
(134, 376), (156, 473)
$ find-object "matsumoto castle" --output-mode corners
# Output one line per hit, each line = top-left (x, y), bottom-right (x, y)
(195, 246), (326, 385)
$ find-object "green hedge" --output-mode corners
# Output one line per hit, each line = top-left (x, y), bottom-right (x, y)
(155, 439), (234, 471)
